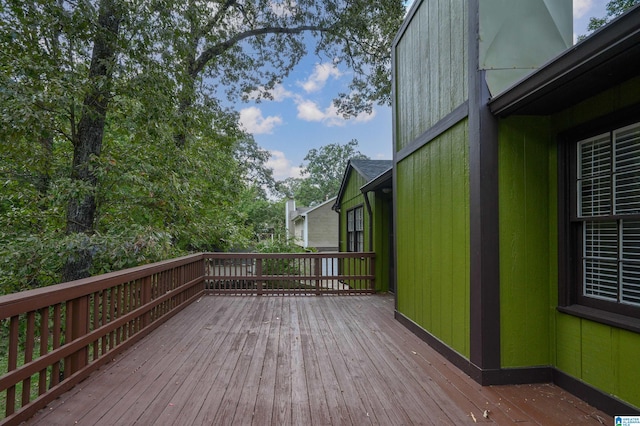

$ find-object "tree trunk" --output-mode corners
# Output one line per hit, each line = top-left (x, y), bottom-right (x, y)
(62, 0), (122, 282)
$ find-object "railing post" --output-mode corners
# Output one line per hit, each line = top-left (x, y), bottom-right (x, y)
(142, 275), (152, 328)
(370, 254), (376, 293)
(256, 257), (263, 296)
(69, 296), (89, 375)
(315, 257), (321, 296)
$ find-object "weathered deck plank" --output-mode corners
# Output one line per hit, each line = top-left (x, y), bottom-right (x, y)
(27, 295), (612, 425)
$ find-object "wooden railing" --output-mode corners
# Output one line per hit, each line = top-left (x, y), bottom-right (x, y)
(0, 251), (374, 425)
(0, 255), (205, 425)
(204, 252), (375, 295)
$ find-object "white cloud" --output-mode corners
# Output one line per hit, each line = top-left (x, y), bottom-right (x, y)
(299, 63), (342, 93)
(270, 84), (294, 101)
(573, 0), (594, 19)
(296, 99), (326, 122)
(295, 98), (377, 127)
(239, 107), (282, 134)
(266, 150), (302, 180)
(246, 83), (293, 102)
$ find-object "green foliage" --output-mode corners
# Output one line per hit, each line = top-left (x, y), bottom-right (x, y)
(281, 139), (369, 207)
(582, 0), (639, 38)
(0, 0), (404, 293)
(255, 236), (306, 277)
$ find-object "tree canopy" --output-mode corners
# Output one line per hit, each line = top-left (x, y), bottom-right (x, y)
(0, 0), (404, 292)
(583, 0), (639, 36)
(278, 139), (369, 207)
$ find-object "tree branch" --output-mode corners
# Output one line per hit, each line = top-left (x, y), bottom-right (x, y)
(192, 24), (332, 77)
(196, 0), (238, 40)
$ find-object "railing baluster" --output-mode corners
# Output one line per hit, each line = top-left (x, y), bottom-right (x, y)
(22, 311), (36, 406)
(6, 315), (19, 416)
(38, 307), (49, 395)
(51, 304), (61, 387)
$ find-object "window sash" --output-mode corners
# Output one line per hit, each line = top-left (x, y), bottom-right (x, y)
(577, 123), (640, 307)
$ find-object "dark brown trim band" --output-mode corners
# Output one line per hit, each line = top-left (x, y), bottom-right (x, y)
(396, 310), (640, 416)
(553, 370), (640, 416)
(468, 0), (501, 372)
(395, 101), (469, 163)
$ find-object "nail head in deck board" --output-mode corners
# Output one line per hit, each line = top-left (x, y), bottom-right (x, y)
(26, 295), (612, 425)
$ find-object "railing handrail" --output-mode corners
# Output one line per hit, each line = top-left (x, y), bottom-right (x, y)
(0, 254), (204, 320)
(203, 252), (375, 258)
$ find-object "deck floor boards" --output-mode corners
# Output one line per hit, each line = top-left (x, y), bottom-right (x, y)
(27, 295), (612, 425)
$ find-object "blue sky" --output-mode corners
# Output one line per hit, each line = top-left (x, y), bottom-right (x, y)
(235, 0), (609, 181)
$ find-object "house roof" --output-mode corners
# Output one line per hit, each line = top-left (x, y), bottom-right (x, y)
(489, 4), (640, 117)
(292, 196), (337, 222)
(350, 159), (393, 182)
(360, 167), (392, 193)
(332, 159), (393, 211)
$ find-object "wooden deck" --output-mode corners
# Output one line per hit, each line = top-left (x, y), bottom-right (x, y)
(26, 295), (611, 425)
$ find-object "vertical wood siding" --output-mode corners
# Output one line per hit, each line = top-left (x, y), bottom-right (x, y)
(373, 192), (393, 293)
(394, 0), (467, 152)
(497, 79), (640, 407)
(338, 171), (368, 252)
(338, 171), (393, 292)
(396, 121), (470, 357)
(550, 77), (640, 408)
(498, 116), (552, 367)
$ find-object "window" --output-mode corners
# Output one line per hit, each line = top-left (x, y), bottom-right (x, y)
(566, 121), (640, 318)
(346, 206), (364, 252)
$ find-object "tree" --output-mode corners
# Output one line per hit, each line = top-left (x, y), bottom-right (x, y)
(287, 139), (368, 207)
(0, 0), (404, 288)
(583, 0), (639, 35)
(165, 0), (405, 148)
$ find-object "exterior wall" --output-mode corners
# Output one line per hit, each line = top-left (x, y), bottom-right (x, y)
(497, 77), (640, 408)
(292, 219), (304, 246)
(498, 116), (553, 367)
(373, 191), (393, 293)
(551, 77), (640, 409)
(305, 200), (338, 251)
(337, 170), (393, 292)
(396, 121), (470, 357)
(394, 0), (468, 152)
(338, 171), (368, 252)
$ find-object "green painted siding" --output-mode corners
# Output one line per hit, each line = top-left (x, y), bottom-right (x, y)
(373, 192), (393, 292)
(337, 170), (392, 292)
(394, 0), (467, 152)
(552, 76), (640, 133)
(555, 314), (640, 408)
(338, 170), (368, 252)
(550, 79), (640, 409)
(496, 80), (640, 407)
(498, 116), (552, 367)
(396, 120), (470, 357)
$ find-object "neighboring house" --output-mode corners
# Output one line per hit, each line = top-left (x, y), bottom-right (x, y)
(285, 197), (338, 251)
(333, 159), (394, 292)
(392, 0), (640, 415)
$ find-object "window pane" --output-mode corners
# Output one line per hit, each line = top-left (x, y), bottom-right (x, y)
(584, 258), (618, 301)
(622, 220), (640, 306)
(622, 220), (640, 261)
(578, 136), (611, 217)
(355, 207), (364, 231)
(614, 125), (640, 214)
(621, 262), (640, 306)
(584, 221), (617, 259)
(583, 221), (618, 302)
(614, 124), (640, 172)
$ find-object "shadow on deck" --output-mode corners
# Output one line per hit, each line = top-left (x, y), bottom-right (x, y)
(27, 295), (610, 425)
